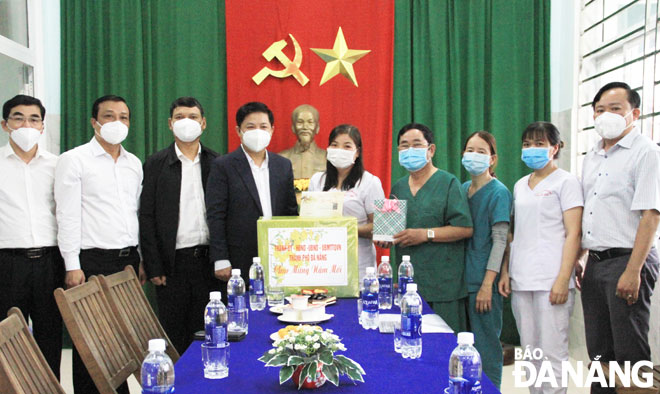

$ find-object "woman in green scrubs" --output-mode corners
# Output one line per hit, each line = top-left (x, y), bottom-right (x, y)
(378, 123), (473, 333)
(461, 131), (512, 390)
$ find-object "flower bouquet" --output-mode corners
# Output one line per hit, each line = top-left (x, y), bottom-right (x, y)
(259, 325), (365, 389)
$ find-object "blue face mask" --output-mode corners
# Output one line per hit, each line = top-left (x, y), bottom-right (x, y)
(399, 147), (428, 172)
(461, 152), (491, 176)
(521, 147), (551, 170)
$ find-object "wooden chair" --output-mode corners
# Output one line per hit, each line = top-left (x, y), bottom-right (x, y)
(54, 277), (140, 394)
(0, 308), (65, 394)
(97, 265), (180, 363)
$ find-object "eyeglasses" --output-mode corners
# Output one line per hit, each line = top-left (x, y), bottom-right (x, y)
(398, 143), (429, 150)
(7, 115), (43, 127)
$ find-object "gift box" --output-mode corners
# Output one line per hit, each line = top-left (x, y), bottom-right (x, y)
(373, 199), (407, 242)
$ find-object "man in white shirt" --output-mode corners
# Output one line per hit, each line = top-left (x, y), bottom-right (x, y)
(579, 82), (660, 394)
(140, 97), (219, 353)
(0, 95), (63, 379)
(55, 95), (142, 394)
(206, 102), (298, 294)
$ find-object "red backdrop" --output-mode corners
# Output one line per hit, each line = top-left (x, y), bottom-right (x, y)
(225, 0), (394, 194)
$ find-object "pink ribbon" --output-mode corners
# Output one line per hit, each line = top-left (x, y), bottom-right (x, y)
(377, 199), (401, 213)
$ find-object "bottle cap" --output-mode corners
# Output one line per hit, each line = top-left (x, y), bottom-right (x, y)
(148, 338), (166, 352)
(381, 256), (390, 263)
(402, 255), (410, 262)
(366, 266), (375, 275)
(210, 291), (222, 300)
(406, 283), (417, 292)
(231, 268), (241, 276)
(457, 332), (475, 345)
(253, 257), (261, 263)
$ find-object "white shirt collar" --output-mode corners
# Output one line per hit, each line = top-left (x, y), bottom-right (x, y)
(174, 142), (201, 163)
(594, 126), (640, 152)
(89, 136), (126, 158)
(241, 144), (269, 169)
(2, 143), (44, 160)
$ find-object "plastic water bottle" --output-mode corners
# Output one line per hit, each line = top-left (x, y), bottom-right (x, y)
(396, 255), (414, 306)
(357, 280), (363, 325)
(378, 255), (393, 309)
(204, 291), (227, 345)
(400, 283), (422, 359)
(448, 332), (482, 393)
(141, 339), (175, 394)
(248, 257), (266, 311)
(227, 269), (248, 334)
(361, 266), (379, 330)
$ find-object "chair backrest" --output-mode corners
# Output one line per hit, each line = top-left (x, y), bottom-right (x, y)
(54, 277), (140, 394)
(0, 308), (65, 394)
(98, 265), (180, 363)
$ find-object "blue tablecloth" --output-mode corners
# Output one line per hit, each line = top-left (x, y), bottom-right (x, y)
(174, 299), (500, 393)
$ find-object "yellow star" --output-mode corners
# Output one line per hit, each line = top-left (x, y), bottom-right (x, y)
(311, 27), (371, 87)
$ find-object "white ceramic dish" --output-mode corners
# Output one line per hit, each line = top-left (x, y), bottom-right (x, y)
(269, 305), (285, 314)
(277, 313), (334, 324)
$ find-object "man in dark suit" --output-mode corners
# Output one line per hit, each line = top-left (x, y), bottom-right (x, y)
(139, 97), (219, 353)
(206, 101), (298, 289)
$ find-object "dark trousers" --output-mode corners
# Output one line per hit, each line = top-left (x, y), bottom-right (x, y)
(0, 247), (64, 379)
(581, 248), (659, 394)
(156, 246), (220, 354)
(72, 247), (139, 394)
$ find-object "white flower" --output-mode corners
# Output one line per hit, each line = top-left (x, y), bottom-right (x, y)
(326, 329), (333, 333)
(313, 343), (320, 349)
(312, 335), (319, 341)
(294, 344), (306, 350)
(305, 335), (312, 342)
(268, 349), (276, 354)
(337, 343), (346, 351)
(321, 332), (330, 340)
(286, 344), (294, 349)
(289, 337), (296, 343)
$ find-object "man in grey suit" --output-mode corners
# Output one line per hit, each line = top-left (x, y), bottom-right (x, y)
(206, 102), (298, 290)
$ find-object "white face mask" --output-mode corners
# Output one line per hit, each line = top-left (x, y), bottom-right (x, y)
(326, 147), (356, 169)
(241, 128), (271, 152)
(594, 111), (633, 140)
(172, 118), (202, 142)
(9, 126), (41, 152)
(96, 120), (128, 145)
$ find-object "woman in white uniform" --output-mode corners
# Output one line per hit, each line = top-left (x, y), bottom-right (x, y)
(308, 124), (385, 280)
(498, 121), (583, 394)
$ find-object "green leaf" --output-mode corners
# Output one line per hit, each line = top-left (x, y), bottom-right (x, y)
(287, 355), (305, 366)
(299, 361), (316, 389)
(265, 354), (289, 367)
(258, 351), (277, 364)
(322, 363), (339, 386)
(334, 359), (347, 375)
(279, 366), (294, 384)
(318, 350), (333, 365)
(345, 367), (365, 383)
(336, 355), (365, 375)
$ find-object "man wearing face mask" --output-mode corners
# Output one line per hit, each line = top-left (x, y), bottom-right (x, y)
(579, 82), (660, 393)
(206, 101), (298, 289)
(139, 97), (219, 353)
(376, 123), (473, 333)
(0, 95), (64, 379)
(55, 94), (142, 394)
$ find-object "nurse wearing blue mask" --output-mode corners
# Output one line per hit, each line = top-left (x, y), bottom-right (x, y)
(498, 121), (583, 394)
(379, 123), (473, 333)
(461, 131), (512, 390)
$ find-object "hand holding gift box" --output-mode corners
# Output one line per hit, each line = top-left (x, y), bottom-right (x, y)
(372, 198), (407, 242)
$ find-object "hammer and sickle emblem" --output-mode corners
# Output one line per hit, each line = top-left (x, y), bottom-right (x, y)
(252, 34), (309, 86)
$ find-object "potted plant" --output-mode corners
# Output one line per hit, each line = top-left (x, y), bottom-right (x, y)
(259, 325), (365, 389)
